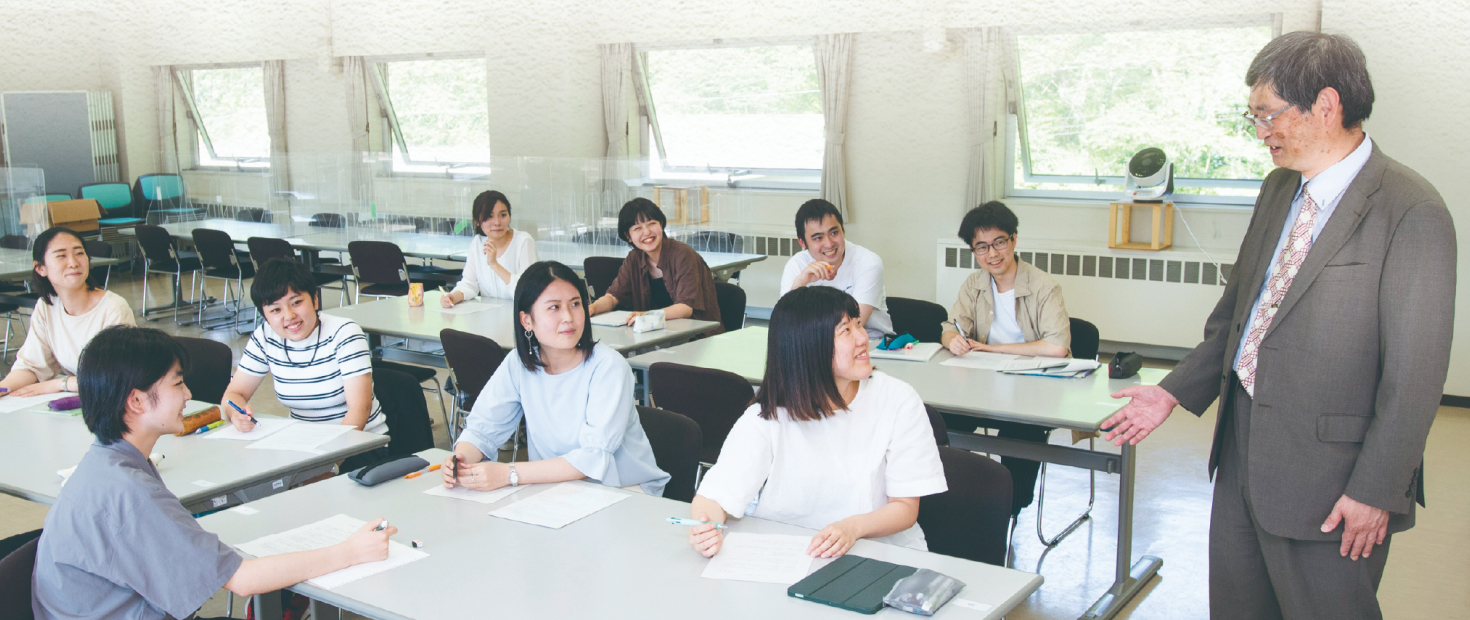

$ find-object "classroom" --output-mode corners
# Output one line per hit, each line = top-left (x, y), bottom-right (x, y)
(0, 0), (1466, 618)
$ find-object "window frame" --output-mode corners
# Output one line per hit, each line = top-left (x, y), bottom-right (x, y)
(175, 62), (271, 172)
(366, 52), (491, 177)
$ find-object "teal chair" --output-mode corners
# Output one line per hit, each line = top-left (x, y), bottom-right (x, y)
(133, 174), (195, 223)
(21, 193), (72, 205)
(79, 182), (140, 224)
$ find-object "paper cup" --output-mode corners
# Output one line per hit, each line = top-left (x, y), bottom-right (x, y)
(408, 283), (424, 307)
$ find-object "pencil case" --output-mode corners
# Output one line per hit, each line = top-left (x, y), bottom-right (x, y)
(349, 455), (429, 487)
(48, 395), (82, 410)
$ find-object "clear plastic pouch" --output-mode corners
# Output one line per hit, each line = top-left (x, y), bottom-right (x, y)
(882, 568), (965, 616)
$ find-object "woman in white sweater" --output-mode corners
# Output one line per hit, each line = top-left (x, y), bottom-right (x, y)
(442, 190), (538, 305)
(0, 226), (135, 397)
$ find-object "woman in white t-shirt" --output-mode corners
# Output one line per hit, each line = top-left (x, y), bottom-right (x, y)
(688, 286), (947, 559)
(442, 190), (538, 305)
(0, 226), (135, 398)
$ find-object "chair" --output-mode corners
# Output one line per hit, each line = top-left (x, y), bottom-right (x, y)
(134, 225), (201, 323)
(887, 297), (948, 343)
(78, 182), (139, 222)
(0, 235), (27, 250)
(372, 359), (447, 436)
(647, 362), (754, 479)
(190, 229), (255, 329)
(133, 174), (192, 222)
(373, 367), (436, 458)
(0, 533), (40, 620)
(712, 281), (746, 333)
(234, 207), (271, 223)
(916, 447), (1013, 566)
(347, 241), (451, 303)
(82, 240), (113, 289)
(582, 256), (624, 300)
(440, 329), (507, 438)
(637, 406), (702, 502)
(175, 337), (232, 405)
(926, 405), (949, 447)
(310, 212), (345, 228)
(1033, 317), (1102, 547)
(247, 237), (348, 306)
(1069, 317), (1100, 360)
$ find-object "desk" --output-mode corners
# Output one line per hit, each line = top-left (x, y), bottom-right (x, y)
(199, 448), (1043, 620)
(626, 327), (1166, 620)
(0, 408), (388, 514)
(536, 240), (766, 283)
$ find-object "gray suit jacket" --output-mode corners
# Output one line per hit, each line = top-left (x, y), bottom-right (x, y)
(1159, 144), (1455, 541)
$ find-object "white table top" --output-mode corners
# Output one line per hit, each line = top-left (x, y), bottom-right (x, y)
(198, 448), (1042, 620)
(625, 327), (1169, 432)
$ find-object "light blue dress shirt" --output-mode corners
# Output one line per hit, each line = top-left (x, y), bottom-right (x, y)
(1233, 135), (1374, 369)
(457, 342), (670, 496)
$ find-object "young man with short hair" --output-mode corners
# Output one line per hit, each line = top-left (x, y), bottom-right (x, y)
(779, 199), (893, 339)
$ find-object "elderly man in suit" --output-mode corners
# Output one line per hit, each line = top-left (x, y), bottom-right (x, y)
(1101, 32), (1454, 620)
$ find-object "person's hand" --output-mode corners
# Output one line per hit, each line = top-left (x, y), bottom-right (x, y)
(688, 512), (724, 558)
(10, 378), (65, 398)
(456, 460), (509, 491)
(1321, 494), (1389, 561)
(440, 453), (462, 488)
(484, 238), (499, 266)
(440, 291), (458, 308)
(808, 518), (860, 558)
(342, 518), (397, 565)
(624, 311), (645, 326)
(1101, 385), (1179, 446)
(796, 261), (836, 287)
(945, 334), (976, 356)
(223, 401), (256, 432)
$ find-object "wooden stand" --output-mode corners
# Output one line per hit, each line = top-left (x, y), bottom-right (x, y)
(651, 186), (710, 225)
(1108, 201), (1174, 251)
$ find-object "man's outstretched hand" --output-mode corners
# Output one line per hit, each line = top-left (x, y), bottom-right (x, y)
(1102, 385), (1180, 446)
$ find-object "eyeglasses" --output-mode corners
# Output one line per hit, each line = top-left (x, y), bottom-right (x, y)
(1241, 104), (1293, 130)
(971, 235), (1012, 255)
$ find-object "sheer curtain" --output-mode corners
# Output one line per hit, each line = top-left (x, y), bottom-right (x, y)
(963, 27), (1012, 212)
(264, 60), (290, 200)
(343, 56), (371, 202)
(155, 66), (184, 174)
(815, 34), (854, 221)
(600, 43), (634, 213)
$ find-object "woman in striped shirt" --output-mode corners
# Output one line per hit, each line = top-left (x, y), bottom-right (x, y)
(220, 258), (384, 434)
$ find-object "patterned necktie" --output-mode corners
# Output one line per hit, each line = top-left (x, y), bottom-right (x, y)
(1235, 186), (1320, 397)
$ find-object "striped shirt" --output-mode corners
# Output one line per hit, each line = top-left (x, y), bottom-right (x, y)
(238, 313), (385, 433)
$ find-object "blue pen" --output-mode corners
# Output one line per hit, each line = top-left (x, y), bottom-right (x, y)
(667, 517), (726, 530)
(226, 400), (259, 427)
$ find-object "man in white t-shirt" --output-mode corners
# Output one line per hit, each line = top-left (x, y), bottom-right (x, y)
(779, 199), (894, 339)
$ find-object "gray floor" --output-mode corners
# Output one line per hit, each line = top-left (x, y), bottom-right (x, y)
(2, 270), (1467, 619)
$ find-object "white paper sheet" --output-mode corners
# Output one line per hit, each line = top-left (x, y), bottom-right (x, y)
(951, 598), (995, 613)
(938, 351), (1020, 371)
(488, 482), (630, 529)
(245, 423), (353, 452)
(423, 483), (524, 504)
(589, 311), (633, 327)
(437, 301), (502, 315)
(700, 533), (813, 584)
(0, 392), (71, 413)
(206, 417), (299, 441)
(236, 514), (427, 590)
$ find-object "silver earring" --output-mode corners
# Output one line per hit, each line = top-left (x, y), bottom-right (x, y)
(524, 329), (534, 339)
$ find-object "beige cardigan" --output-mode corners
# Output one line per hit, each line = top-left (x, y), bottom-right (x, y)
(943, 260), (1071, 354)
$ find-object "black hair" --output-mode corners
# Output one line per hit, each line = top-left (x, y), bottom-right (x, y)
(753, 286), (861, 422)
(617, 198), (667, 245)
(250, 258), (321, 312)
(512, 261), (596, 371)
(78, 326), (190, 445)
(471, 190), (512, 233)
(793, 199), (844, 242)
(31, 226), (98, 305)
(1246, 31), (1374, 129)
(957, 201), (1019, 245)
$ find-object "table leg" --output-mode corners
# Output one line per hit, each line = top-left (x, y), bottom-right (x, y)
(251, 591), (284, 620)
(309, 599), (342, 620)
(1080, 442), (1162, 620)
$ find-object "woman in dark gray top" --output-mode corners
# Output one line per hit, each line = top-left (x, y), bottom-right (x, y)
(588, 198), (722, 329)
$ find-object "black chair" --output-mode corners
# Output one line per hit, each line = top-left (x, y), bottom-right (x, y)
(440, 329), (507, 439)
(926, 405), (949, 448)
(887, 297), (948, 343)
(82, 240), (113, 289)
(372, 359), (447, 434)
(712, 281), (746, 333)
(583, 256), (624, 300)
(648, 362), (754, 479)
(347, 241), (453, 303)
(1070, 317), (1100, 360)
(247, 237), (348, 306)
(373, 367), (435, 458)
(175, 337), (232, 405)
(917, 447), (1013, 566)
(0, 533), (40, 620)
(234, 207), (271, 223)
(310, 212), (345, 228)
(0, 235), (27, 250)
(190, 229), (255, 328)
(637, 406), (702, 503)
(134, 225), (201, 323)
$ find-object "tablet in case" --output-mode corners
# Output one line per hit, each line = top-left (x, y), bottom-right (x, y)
(787, 555), (918, 614)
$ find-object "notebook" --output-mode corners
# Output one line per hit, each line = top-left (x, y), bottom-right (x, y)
(590, 311), (633, 327)
(868, 342), (942, 362)
(787, 555), (917, 615)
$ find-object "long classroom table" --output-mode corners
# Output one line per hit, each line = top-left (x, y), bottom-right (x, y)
(625, 327), (1167, 620)
(199, 448), (1044, 620)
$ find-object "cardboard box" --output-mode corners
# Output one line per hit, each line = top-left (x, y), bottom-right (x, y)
(47, 199), (105, 233)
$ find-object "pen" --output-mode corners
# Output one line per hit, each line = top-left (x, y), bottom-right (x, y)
(226, 400), (259, 427)
(667, 517), (726, 530)
(405, 464), (442, 479)
(374, 520), (389, 532)
(193, 420), (226, 435)
(452, 454), (459, 481)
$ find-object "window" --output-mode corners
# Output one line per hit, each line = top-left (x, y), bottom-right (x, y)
(641, 43), (823, 183)
(179, 66), (270, 169)
(372, 57), (489, 174)
(1009, 23), (1275, 203)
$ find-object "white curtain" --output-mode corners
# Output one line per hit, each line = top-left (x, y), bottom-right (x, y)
(155, 66), (183, 174)
(815, 34), (854, 221)
(264, 60), (290, 203)
(963, 28), (1011, 212)
(343, 56), (372, 202)
(600, 43), (634, 214)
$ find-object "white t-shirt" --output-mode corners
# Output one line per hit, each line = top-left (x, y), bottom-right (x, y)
(238, 313), (386, 433)
(13, 291), (135, 381)
(451, 230), (538, 301)
(696, 371), (948, 550)
(779, 241), (894, 338)
(987, 280), (1026, 345)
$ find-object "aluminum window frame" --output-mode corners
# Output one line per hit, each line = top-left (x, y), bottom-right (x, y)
(174, 62), (271, 172)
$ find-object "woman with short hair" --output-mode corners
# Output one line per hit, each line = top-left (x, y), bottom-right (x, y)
(587, 198), (721, 327)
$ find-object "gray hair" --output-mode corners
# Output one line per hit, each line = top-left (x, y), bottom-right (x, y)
(1246, 31), (1374, 129)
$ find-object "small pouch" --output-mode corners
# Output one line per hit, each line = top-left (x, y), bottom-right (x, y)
(878, 334), (919, 351)
(882, 568), (965, 616)
(348, 455), (429, 487)
(1109, 351), (1143, 379)
(632, 309), (666, 333)
(48, 395), (82, 411)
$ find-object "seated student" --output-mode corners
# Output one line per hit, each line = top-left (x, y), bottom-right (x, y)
(442, 190), (539, 306)
(31, 325), (395, 620)
(687, 287), (946, 559)
(940, 201), (1070, 516)
(442, 261), (670, 495)
(779, 199), (893, 339)
(221, 258), (385, 437)
(587, 198), (722, 328)
(0, 226), (135, 398)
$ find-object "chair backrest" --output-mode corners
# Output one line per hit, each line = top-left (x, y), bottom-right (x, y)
(684, 231), (744, 253)
(0, 534), (40, 620)
(636, 406), (702, 502)
(191, 229), (241, 272)
(78, 182), (133, 212)
(310, 212), (345, 228)
(925, 405), (949, 447)
(348, 240), (409, 285)
(582, 256), (624, 300)
(82, 240), (111, 258)
(887, 297), (948, 343)
(174, 337), (232, 405)
(234, 207), (268, 222)
(137, 174), (183, 200)
(648, 362), (754, 464)
(0, 235), (28, 251)
(1069, 317), (1100, 360)
(134, 225), (180, 264)
(917, 446), (1013, 566)
(373, 367), (435, 457)
(439, 329), (507, 410)
(712, 281), (746, 333)
(247, 237), (296, 266)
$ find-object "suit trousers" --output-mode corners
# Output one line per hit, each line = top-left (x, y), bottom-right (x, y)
(1210, 378), (1392, 620)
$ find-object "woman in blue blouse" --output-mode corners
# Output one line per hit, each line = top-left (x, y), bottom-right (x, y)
(441, 261), (669, 495)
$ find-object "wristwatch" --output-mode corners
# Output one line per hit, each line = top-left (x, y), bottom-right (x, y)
(507, 464), (519, 487)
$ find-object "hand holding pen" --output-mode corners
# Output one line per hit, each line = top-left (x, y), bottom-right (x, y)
(224, 400), (259, 432)
(945, 319), (983, 356)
